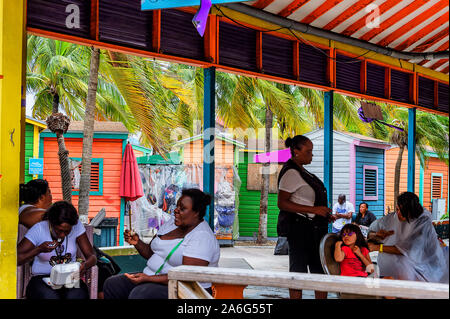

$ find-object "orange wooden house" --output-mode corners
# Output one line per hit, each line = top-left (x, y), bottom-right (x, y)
(172, 133), (245, 243)
(385, 146), (449, 217)
(173, 133), (245, 187)
(39, 121), (129, 246)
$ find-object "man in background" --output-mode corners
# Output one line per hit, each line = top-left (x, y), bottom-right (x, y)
(331, 194), (354, 233)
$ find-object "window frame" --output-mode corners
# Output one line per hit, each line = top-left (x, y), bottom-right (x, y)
(431, 173), (444, 200)
(363, 165), (379, 201)
(70, 157), (104, 196)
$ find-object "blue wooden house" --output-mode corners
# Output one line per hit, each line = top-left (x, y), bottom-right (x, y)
(254, 129), (390, 220)
(304, 129), (390, 218)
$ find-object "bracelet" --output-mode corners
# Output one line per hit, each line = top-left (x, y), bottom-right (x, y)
(379, 244), (383, 253)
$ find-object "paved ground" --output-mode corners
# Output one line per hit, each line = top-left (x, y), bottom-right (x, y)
(218, 244), (340, 299)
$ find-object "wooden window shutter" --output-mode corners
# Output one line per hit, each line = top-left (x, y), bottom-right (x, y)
(72, 161), (101, 193)
(431, 174), (443, 199)
(363, 165), (378, 200)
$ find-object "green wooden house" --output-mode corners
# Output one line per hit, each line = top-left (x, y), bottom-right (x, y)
(24, 116), (47, 183)
(237, 139), (285, 240)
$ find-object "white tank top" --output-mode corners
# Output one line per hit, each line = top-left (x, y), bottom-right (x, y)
(19, 204), (35, 215)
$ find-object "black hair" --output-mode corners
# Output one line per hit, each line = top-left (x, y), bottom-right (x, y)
(285, 135), (311, 156)
(42, 201), (79, 226)
(339, 223), (368, 250)
(338, 194), (346, 201)
(181, 188), (212, 219)
(359, 202), (369, 210)
(397, 192), (423, 223)
(22, 179), (49, 205)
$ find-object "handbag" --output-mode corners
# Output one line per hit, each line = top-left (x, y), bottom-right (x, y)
(94, 246), (121, 291)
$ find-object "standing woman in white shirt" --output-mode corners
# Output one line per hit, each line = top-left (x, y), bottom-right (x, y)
(277, 135), (333, 299)
(103, 188), (220, 299)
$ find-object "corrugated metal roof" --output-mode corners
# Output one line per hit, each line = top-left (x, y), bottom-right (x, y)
(245, 0), (449, 74)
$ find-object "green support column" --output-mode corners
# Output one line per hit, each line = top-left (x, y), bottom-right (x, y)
(324, 91), (333, 208)
(203, 67), (215, 230)
(407, 107), (416, 193)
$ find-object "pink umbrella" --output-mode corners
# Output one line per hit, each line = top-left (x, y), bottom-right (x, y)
(120, 142), (144, 233)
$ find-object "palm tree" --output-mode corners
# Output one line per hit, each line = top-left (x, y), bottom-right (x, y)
(386, 109), (449, 208)
(78, 47), (100, 220)
(27, 36), (89, 202)
(27, 36), (133, 205)
(255, 85), (373, 243)
(104, 52), (184, 155)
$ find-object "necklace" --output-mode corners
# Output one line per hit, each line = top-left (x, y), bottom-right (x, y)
(48, 223), (68, 263)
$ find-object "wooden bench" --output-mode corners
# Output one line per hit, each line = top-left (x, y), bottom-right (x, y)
(167, 266), (449, 299)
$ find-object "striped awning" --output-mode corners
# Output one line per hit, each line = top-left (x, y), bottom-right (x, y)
(245, 0), (449, 74)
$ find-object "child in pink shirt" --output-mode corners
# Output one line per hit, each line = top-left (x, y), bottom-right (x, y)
(334, 224), (374, 277)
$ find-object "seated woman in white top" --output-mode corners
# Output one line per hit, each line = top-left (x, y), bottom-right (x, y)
(368, 192), (449, 283)
(17, 201), (97, 299)
(103, 188), (220, 299)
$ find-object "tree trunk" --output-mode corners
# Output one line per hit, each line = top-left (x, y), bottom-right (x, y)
(56, 131), (72, 203)
(78, 47), (100, 223)
(47, 93), (72, 203)
(257, 105), (273, 244)
(52, 94), (59, 114)
(393, 146), (405, 210)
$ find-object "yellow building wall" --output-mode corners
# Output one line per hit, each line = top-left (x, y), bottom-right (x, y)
(0, 0), (26, 299)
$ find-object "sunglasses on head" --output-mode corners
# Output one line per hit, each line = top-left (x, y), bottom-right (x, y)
(341, 231), (355, 237)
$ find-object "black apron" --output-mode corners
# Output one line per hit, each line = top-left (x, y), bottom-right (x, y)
(277, 159), (329, 236)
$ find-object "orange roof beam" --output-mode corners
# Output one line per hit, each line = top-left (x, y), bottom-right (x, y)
(322, 0), (373, 31)
(414, 29), (449, 52)
(252, 0), (276, 9)
(377, 1), (449, 47)
(300, 0), (345, 25)
(341, 0), (399, 36)
(359, 0), (429, 42)
(417, 42), (449, 66)
(278, 0), (310, 18)
(394, 13), (449, 51)
(429, 59), (449, 70)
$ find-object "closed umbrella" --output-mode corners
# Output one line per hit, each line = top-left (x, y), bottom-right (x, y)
(120, 142), (144, 235)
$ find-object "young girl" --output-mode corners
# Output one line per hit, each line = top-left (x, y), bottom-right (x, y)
(334, 223), (374, 277)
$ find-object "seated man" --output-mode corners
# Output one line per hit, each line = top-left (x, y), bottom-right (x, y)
(331, 194), (354, 234)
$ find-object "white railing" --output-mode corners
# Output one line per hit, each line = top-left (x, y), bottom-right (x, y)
(168, 266), (449, 299)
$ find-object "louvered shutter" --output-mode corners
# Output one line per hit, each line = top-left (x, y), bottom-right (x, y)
(431, 175), (443, 199)
(363, 166), (378, 200)
(72, 162), (100, 193)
